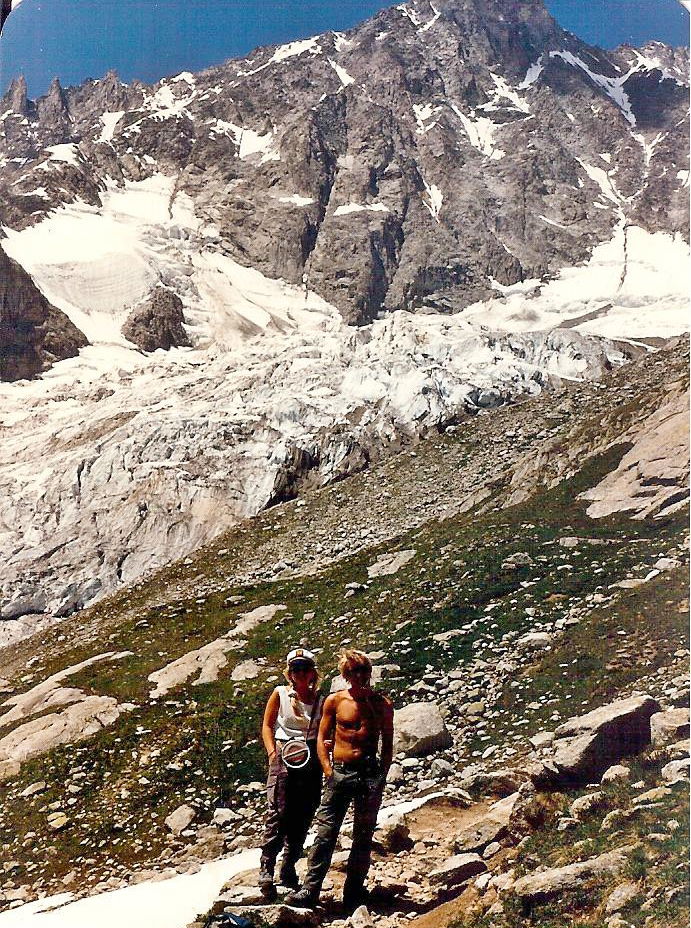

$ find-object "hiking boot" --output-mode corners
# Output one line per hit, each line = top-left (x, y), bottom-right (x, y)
(342, 886), (369, 914)
(258, 862), (277, 901)
(284, 889), (318, 909)
(278, 860), (299, 889)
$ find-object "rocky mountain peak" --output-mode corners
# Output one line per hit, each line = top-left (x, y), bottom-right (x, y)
(35, 76), (70, 130)
(4, 74), (28, 116)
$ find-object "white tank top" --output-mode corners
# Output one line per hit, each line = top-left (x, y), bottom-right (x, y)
(275, 686), (318, 741)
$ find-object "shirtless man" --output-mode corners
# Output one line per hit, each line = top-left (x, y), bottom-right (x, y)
(286, 649), (394, 912)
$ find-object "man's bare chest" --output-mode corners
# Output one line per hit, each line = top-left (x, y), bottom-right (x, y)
(336, 698), (379, 732)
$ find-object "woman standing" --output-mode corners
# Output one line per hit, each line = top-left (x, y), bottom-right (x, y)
(258, 647), (325, 899)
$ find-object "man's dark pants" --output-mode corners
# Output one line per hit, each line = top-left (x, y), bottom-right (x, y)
(300, 759), (385, 904)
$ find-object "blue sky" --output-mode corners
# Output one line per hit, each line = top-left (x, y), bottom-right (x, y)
(0, 0), (688, 98)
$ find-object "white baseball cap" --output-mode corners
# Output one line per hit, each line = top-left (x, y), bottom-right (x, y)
(286, 647), (316, 666)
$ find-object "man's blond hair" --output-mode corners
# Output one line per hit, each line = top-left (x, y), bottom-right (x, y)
(338, 649), (372, 680)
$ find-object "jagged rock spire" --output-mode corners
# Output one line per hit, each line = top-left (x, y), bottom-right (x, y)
(36, 76), (69, 127)
(5, 74), (28, 115)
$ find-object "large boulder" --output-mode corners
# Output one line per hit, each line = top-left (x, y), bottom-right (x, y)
(543, 695), (661, 785)
(511, 845), (637, 902)
(454, 792), (520, 854)
(393, 702), (453, 757)
(429, 853), (487, 887)
(121, 286), (190, 352)
(650, 708), (690, 746)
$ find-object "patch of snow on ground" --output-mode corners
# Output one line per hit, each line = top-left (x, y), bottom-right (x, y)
(485, 72), (531, 113)
(98, 112), (124, 143)
(240, 37), (322, 76)
(18, 186), (49, 199)
(450, 102), (505, 160)
(577, 159), (624, 207)
(171, 71), (195, 85)
(142, 83), (196, 121)
(419, 1), (441, 32)
(328, 59), (355, 87)
(633, 131), (665, 167)
(332, 31), (352, 52)
(1, 174), (201, 344)
(518, 57), (544, 89)
(333, 202), (389, 216)
(44, 144), (80, 166)
(466, 223), (689, 340)
(0, 852), (259, 928)
(550, 50), (636, 125)
(421, 179), (443, 221)
(279, 194), (316, 207)
(413, 102), (440, 134)
(629, 48), (687, 84)
(396, 3), (422, 26)
(188, 249), (339, 350)
(209, 120), (279, 162)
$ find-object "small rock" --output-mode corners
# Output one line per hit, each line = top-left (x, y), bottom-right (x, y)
(386, 763), (404, 784)
(47, 812), (68, 831)
(529, 731), (554, 751)
(601, 765), (630, 784)
(661, 758), (690, 784)
(605, 881), (642, 914)
(633, 786), (671, 805)
(349, 905), (373, 928)
(165, 803), (196, 834)
(429, 853), (487, 886)
(20, 781), (47, 798)
(569, 791), (605, 821)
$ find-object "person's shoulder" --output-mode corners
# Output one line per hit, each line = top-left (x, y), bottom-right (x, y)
(323, 691), (342, 709)
(372, 689), (393, 710)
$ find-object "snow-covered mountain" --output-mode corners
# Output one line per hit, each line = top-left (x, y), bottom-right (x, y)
(0, 0), (688, 634)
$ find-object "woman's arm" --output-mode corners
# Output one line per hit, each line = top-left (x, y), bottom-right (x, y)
(261, 689), (280, 761)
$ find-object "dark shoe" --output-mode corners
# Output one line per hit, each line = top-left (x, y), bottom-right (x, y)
(342, 886), (369, 914)
(285, 889), (318, 909)
(258, 862), (277, 901)
(278, 860), (299, 889)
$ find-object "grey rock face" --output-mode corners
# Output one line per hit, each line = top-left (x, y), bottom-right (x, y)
(122, 287), (191, 352)
(0, 247), (88, 381)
